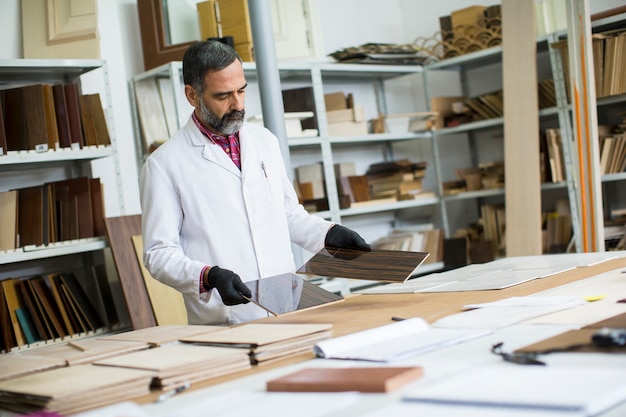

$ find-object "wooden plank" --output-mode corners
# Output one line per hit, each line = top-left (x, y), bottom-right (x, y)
(502, 0), (541, 255)
(104, 215), (156, 329)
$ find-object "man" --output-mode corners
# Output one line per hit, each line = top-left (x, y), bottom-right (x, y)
(140, 40), (370, 325)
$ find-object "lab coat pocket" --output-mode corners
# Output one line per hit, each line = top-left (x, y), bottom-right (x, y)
(260, 161), (280, 206)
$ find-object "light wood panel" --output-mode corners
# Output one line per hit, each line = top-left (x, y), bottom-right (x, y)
(502, 0), (542, 256)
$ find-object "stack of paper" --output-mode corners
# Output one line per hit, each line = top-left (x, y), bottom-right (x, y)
(313, 318), (490, 362)
(99, 324), (224, 347)
(0, 364), (153, 415)
(18, 338), (151, 365)
(180, 323), (333, 364)
(94, 343), (251, 390)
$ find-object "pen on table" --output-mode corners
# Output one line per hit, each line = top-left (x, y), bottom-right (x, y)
(391, 316), (406, 321)
(155, 381), (190, 403)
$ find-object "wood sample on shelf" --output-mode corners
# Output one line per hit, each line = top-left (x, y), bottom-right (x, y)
(0, 190), (18, 251)
(266, 366), (423, 393)
(0, 282), (17, 351)
(1, 84), (48, 151)
(80, 93), (111, 147)
(41, 84), (59, 150)
(282, 87), (318, 131)
(89, 264), (119, 328)
(297, 247), (430, 283)
(44, 274), (76, 336)
(51, 83), (72, 148)
(27, 276), (68, 339)
(51, 177), (95, 240)
(56, 273), (105, 332)
(17, 186), (44, 247)
(15, 280), (45, 344)
(0, 98), (7, 155)
(1, 279), (26, 347)
(133, 78), (170, 152)
(79, 94), (99, 147)
(63, 83), (85, 149)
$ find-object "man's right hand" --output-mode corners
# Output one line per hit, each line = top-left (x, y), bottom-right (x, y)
(205, 266), (252, 306)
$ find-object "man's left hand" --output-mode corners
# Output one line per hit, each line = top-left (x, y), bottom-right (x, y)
(324, 224), (371, 251)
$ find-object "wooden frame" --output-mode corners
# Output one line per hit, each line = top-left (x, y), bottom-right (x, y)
(137, 0), (196, 71)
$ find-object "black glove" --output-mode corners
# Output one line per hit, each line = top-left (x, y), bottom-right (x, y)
(206, 266), (252, 306)
(324, 224), (371, 251)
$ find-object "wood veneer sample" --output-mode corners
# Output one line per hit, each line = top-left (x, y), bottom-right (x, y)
(266, 366), (423, 393)
(131, 234), (187, 326)
(104, 215), (156, 329)
(297, 247), (430, 283)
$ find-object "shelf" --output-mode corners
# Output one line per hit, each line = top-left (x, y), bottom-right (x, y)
(602, 172), (626, 183)
(597, 93), (626, 107)
(0, 146), (113, 167)
(436, 117), (504, 135)
(0, 238), (108, 265)
(340, 196), (439, 217)
(328, 131), (431, 145)
(443, 188), (505, 201)
(0, 59), (104, 83)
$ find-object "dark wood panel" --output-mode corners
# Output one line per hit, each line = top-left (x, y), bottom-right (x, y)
(104, 215), (156, 329)
(297, 248), (430, 283)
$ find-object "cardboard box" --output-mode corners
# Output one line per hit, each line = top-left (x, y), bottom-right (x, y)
(328, 121), (368, 137)
(451, 5), (487, 37)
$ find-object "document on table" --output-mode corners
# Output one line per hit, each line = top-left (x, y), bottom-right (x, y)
(402, 364), (626, 416)
(433, 299), (585, 329)
(313, 318), (491, 362)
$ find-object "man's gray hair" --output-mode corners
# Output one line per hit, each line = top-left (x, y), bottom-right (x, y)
(183, 41), (242, 93)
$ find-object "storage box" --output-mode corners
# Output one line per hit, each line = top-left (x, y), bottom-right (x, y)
(451, 5), (487, 37)
(324, 92), (367, 136)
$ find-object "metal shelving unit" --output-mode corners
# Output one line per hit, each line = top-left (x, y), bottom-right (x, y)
(0, 59), (127, 347)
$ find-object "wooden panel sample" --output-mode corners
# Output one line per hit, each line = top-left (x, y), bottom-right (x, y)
(104, 215), (156, 329)
(17, 186), (44, 247)
(0, 97), (7, 155)
(502, 0), (541, 255)
(42, 84), (60, 149)
(2, 85), (48, 151)
(63, 83), (84, 149)
(52, 84), (72, 148)
(244, 273), (343, 316)
(297, 248), (430, 283)
(131, 235), (187, 326)
(1, 279), (26, 347)
(52, 177), (94, 240)
(57, 273), (104, 331)
(0, 190), (18, 251)
(86, 94), (111, 145)
(267, 366), (423, 393)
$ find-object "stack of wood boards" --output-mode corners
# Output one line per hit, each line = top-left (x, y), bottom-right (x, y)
(93, 343), (251, 390)
(0, 364), (153, 415)
(180, 323), (333, 365)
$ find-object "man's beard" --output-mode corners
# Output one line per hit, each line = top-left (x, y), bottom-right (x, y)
(199, 100), (245, 135)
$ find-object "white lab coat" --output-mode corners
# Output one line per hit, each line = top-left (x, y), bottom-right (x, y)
(140, 118), (331, 325)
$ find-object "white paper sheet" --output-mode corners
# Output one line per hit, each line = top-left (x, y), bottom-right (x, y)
(313, 318), (490, 362)
(403, 364), (626, 416)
